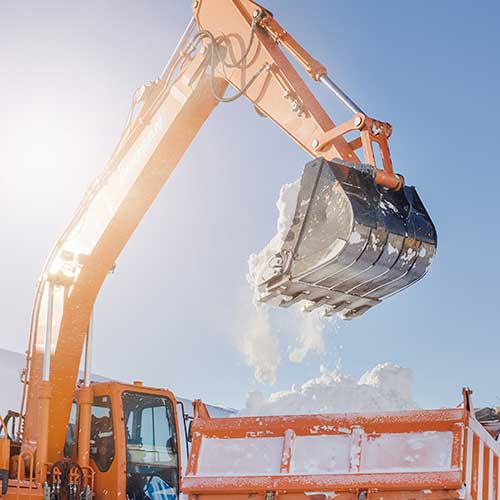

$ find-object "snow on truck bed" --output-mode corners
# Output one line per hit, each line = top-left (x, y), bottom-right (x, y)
(184, 407), (469, 496)
(242, 363), (417, 416)
(196, 429), (454, 477)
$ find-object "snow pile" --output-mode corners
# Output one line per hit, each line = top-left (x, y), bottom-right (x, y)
(247, 179), (300, 300)
(242, 363), (417, 415)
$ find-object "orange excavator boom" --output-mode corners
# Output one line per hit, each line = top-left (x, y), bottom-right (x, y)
(4, 1), (437, 496)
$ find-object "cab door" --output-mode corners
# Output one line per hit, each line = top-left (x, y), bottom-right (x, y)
(121, 391), (179, 500)
(88, 387), (121, 499)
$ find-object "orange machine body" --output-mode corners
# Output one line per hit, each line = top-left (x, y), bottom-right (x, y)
(19, 0), (408, 469)
(2, 0), (436, 498)
(4, 381), (181, 499)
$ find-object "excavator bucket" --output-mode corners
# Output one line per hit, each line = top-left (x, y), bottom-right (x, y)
(258, 158), (437, 319)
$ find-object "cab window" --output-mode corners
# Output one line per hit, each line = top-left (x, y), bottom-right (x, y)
(122, 392), (178, 499)
(90, 395), (115, 472)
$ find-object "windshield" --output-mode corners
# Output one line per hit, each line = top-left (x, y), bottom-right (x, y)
(122, 391), (178, 500)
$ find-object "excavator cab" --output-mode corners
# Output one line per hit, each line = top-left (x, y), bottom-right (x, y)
(258, 158), (437, 319)
(65, 382), (182, 500)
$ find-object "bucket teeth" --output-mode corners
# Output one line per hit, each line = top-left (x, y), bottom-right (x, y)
(302, 296), (331, 313)
(258, 157), (437, 319)
(279, 291), (311, 308)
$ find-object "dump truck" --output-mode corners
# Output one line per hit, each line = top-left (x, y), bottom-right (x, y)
(184, 392), (500, 500)
(0, 1), (444, 498)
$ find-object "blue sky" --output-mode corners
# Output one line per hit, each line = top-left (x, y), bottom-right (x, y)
(1, 1), (499, 410)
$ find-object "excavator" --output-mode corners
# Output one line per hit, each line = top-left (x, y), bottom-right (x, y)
(7, 1), (495, 499)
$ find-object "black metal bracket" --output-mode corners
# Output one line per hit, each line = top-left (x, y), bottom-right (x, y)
(0, 469), (8, 495)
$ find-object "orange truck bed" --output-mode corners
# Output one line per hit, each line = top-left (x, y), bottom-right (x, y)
(183, 401), (500, 500)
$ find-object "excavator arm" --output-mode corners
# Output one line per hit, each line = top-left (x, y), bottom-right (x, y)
(20, 0), (436, 474)
(22, 48), (226, 470)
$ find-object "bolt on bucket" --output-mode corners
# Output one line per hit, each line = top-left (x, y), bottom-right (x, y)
(258, 157), (437, 319)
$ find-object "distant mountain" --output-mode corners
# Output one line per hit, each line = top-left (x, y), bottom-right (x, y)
(0, 348), (234, 420)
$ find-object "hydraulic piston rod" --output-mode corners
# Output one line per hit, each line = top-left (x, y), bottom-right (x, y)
(78, 310), (94, 468)
(83, 310), (93, 387)
(319, 74), (365, 115)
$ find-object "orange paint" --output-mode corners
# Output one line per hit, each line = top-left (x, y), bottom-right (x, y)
(4, 1), (436, 498)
